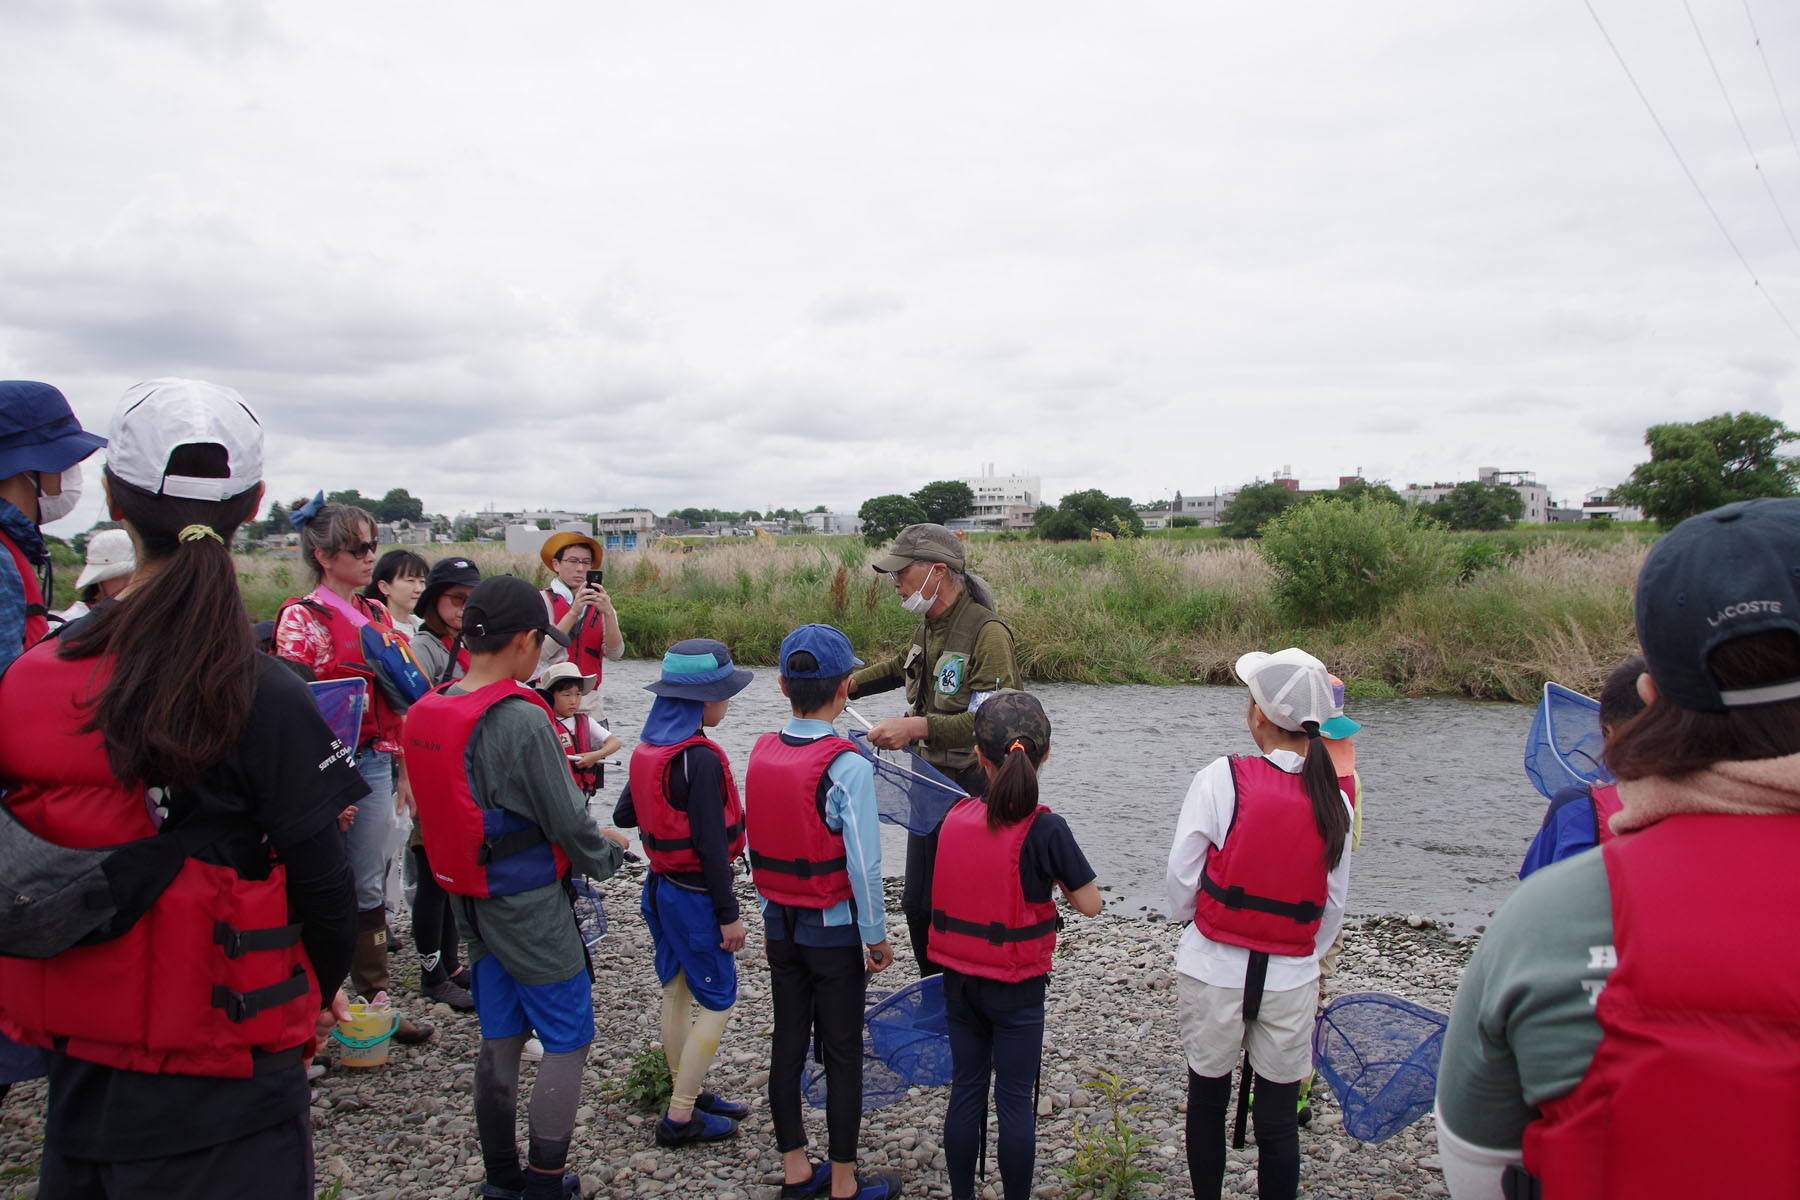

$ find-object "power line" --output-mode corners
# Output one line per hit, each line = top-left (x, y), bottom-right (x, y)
(1682, 0), (1800, 254)
(1579, 0), (1800, 342)
(1741, 0), (1800, 164)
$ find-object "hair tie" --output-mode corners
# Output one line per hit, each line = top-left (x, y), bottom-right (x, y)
(1008, 738), (1029, 755)
(178, 524), (222, 545)
(1303, 722), (1322, 740)
(289, 491), (325, 530)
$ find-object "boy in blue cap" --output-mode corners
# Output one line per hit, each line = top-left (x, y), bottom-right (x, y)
(746, 624), (900, 1200)
(614, 638), (755, 1147)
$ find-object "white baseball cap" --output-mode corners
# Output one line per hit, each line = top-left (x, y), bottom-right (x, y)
(107, 379), (263, 501)
(75, 528), (135, 591)
(1234, 647), (1336, 732)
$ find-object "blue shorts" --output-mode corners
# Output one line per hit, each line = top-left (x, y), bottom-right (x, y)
(469, 955), (595, 1053)
(641, 874), (738, 1011)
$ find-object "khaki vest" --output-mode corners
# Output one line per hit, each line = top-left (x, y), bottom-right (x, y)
(901, 593), (1008, 772)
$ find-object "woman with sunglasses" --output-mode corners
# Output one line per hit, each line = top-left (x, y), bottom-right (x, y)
(275, 498), (434, 1046)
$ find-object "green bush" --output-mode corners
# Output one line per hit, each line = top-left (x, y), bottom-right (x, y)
(1259, 497), (1453, 624)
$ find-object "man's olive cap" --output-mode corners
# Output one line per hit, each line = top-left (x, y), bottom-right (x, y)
(872, 523), (965, 574)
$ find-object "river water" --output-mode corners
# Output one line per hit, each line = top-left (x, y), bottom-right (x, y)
(596, 658), (1540, 931)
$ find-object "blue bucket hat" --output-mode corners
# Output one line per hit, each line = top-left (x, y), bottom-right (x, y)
(0, 381), (106, 479)
(644, 638), (754, 701)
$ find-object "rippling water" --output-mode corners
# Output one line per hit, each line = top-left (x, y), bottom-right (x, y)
(597, 659), (1539, 931)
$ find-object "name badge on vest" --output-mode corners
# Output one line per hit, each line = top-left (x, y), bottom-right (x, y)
(935, 652), (967, 696)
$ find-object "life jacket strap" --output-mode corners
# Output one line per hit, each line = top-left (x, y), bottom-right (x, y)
(211, 964), (309, 1023)
(749, 849), (848, 879)
(1501, 1165), (1542, 1200)
(642, 820), (744, 853)
(212, 919), (303, 959)
(478, 826), (547, 865)
(1200, 869), (1324, 924)
(930, 908), (1061, 945)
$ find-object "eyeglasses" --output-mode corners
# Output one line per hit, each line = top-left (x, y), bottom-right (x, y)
(561, 556), (594, 567)
(340, 540), (380, 558)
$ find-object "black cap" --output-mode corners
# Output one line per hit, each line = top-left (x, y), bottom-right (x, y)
(1635, 497), (1800, 712)
(419, 556), (481, 622)
(463, 575), (570, 647)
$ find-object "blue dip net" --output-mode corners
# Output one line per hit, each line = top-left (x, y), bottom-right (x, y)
(567, 876), (608, 947)
(306, 679), (367, 752)
(847, 729), (966, 836)
(1313, 991), (1449, 1143)
(1523, 682), (1612, 801)
(802, 975), (953, 1111)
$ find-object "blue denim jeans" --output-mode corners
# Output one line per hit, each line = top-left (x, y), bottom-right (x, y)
(943, 969), (1048, 1200)
(346, 749), (396, 913)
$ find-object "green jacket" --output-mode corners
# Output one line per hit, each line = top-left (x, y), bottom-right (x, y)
(853, 591), (1019, 772)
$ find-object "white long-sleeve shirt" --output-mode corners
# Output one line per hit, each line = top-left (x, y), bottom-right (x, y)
(1164, 749), (1352, 993)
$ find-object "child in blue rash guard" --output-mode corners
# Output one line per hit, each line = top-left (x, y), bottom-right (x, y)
(746, 624), (899, 1200)
(614, 639), (755, 1148)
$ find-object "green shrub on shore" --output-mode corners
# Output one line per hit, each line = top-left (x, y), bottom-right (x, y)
(228, 531), (1648, 700)
(1259, 497), (1453, 623)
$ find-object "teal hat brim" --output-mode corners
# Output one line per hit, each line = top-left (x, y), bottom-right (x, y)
(1320, 714), (1361, 740)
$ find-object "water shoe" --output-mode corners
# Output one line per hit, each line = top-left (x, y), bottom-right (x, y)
(654, 1109), (739, 1147)
(693, 1091), (748, 1120)
(830, 1171), (902, 1200)
(478, 1173), (579, 1200)
(779, 1161), (832, 1198)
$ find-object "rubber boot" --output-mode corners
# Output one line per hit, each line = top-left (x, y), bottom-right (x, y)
(352, 909), (434, 1046)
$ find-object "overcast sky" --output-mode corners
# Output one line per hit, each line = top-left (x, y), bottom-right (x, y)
(5, 0), (1798, 535)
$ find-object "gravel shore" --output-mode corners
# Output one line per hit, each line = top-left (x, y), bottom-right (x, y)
(0, 867), (1475, 1199)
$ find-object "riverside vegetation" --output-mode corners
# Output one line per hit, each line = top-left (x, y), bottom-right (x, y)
(230, 511), (1649, 701)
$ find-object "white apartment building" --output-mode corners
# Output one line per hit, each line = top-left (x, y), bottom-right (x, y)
(803, 511), (865, 536)
(957, 465), (1041, 529)
(1401, 467), (1551, 524)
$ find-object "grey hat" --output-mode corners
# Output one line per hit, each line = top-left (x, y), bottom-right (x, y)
(872, 523), (965, 574)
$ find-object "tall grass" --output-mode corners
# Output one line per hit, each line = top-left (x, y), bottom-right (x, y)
(230, 532), (1650, 700)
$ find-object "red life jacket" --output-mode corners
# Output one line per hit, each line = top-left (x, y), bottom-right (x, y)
(2, 527), (48, 652)
(555, 712), (604, 794)
(0, 643), (319, 1077)
(403, 681), (571, 898)
(1591, 783), (1622, 846)
(1520, 813), (1800, 1199)
(628, 734), (744, 875)
(1192, 756), (1336, 958)
(277, 594), (403, 748)
(545, 590), (607, 682)
(930, 799), (1060, 982)
(744, 731), (858, 908)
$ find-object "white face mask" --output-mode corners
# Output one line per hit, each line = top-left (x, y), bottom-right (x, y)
(900, 564), (943, 615)
(36, 464), (82, 525)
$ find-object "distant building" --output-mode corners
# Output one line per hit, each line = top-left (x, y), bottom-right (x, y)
(594, 509), (657, 551)
(1580, 487), (1644, 523)
(1401, 466), (1551, 524)
(504, 515), (596, 558)
(376, 521), (431, 547)
(1167, 489), (1240, 527)
(804, 511), (865, 536)
(954, 465), (1041, 530)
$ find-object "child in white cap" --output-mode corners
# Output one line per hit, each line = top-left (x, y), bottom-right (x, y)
(1165, 647), (1355, 1200)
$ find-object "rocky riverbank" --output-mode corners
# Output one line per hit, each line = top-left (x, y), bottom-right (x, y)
(0, 869), (1475, 1200)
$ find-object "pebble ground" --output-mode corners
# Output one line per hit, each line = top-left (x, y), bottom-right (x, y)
(0, 866), (1474, 1199)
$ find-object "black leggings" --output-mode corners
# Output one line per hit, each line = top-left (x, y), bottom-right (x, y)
(409, 845), (461, 986)
(1185, 1067), (1300, 1200)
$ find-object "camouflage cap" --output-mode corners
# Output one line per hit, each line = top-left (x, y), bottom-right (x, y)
(973, 689), (1052, 761)
(871, 523), (966, 574)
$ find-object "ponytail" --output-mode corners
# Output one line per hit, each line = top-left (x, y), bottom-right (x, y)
(61, 458), (260, 787)
(985, 736), (1043, 831)
(1299, 721), (1350, 869)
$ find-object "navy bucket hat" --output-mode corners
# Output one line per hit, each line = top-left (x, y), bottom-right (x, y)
(0, 382), (106, 479)
(644, 638), (754, 701)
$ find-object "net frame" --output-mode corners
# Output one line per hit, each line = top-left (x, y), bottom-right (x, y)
(1523, 682), (1612, 801)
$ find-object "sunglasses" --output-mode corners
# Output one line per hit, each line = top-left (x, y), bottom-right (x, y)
(340, 540), (380, 558)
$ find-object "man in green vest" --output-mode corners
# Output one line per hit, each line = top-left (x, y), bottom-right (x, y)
(851, 523), (1020, 976)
